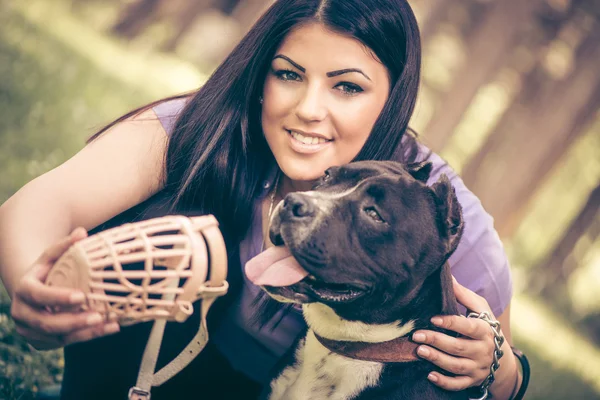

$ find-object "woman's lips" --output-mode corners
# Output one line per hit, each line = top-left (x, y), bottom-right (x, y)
(286, 130), (333, 154)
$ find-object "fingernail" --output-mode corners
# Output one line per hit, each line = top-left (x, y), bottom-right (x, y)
(86, 313), (102, 326)
(70, 292), (85, 304)
(428, 373), (438, 382)
(417, 346), (430, 357)
(413, 333), (426, 342)
(431, 317), (443, 326)
(104, 322), (120, 335)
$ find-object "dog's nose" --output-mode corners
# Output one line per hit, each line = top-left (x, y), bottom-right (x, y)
(283, 193), (315, 219)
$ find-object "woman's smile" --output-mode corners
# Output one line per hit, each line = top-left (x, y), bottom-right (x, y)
(286, 128), (333, 154)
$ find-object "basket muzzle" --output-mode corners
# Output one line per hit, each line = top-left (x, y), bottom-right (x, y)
(46, 215), (228, 325)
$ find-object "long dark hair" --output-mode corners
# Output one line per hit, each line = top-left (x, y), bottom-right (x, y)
(90, 0), (422, 246)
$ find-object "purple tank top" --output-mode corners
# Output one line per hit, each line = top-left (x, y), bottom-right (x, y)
(153, 99), (513, 383)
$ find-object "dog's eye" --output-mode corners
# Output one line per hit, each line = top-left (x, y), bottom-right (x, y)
(364, 207), (384, 223)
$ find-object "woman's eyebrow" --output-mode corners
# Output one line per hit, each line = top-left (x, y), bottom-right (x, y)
(273, 54), (371, 81)
(273, 55), (305, 72)
(327, 68), (371, 81)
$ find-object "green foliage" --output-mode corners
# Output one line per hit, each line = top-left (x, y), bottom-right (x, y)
(0, 4), (150, 399)
(0, 287), (63, 400)
(0, 5), (151, 204)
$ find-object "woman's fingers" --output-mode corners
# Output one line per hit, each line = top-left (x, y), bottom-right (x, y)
(412, 329), (485, 358)
(427, 371), (477, 391)
(15, 320), (120, 350)
(11, 301), (105, 336)
(37, 227), (88, 266)
(12, 299), (119, 350)
(452, 276), (492, 316)
(415, 345), (480, 378)
(429, 315), (493, 340)
(63, 322), (120, 346)
(34, 227), (88, 283)
(15, 274), (86, 308)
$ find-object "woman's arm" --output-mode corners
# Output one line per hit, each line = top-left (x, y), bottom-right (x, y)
(0, 108), (168, 349)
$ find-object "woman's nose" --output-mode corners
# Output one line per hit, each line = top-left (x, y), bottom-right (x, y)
(295, 86), (328, 122)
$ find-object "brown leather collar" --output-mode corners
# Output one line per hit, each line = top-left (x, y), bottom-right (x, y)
(314, 332), (420, 363)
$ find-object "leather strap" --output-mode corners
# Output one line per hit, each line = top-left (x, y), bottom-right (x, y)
(314, 332), (420, 363)
(510, 347), (530, 400)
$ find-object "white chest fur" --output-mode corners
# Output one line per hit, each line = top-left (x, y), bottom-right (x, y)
(268, 304), (415, 400)
(268, 331), (383, 400)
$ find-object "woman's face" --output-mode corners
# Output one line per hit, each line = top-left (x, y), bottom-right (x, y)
(261, 22), (391, 184)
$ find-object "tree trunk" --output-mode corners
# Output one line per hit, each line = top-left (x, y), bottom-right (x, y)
(161, 2), (214, 52)
(230, 0), (273, 33)
(418, 0), (452, 44)
(111, 0), (162, 39)
(532, 183), (600, 297)
(422, 0), (544, 153)
(461, 27), (600, 238)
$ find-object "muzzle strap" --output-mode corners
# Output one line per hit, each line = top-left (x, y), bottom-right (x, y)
(128, 217), (229, 399)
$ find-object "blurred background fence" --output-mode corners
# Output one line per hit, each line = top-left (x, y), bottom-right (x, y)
(0, 0), (599, 398)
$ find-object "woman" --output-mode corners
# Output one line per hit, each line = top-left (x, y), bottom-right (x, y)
(0, 0), (525, 399)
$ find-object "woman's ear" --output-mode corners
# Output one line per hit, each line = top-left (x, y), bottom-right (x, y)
(431, 174), (464, 256)
(406, 161), (432, 182)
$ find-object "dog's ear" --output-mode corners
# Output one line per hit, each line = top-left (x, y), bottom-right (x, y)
(406, 161), (432, 183)
(431, 174), (464, 256)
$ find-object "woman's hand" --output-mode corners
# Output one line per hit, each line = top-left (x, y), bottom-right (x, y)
(411, 277), (517, 397)
(10, 227), (120, 350)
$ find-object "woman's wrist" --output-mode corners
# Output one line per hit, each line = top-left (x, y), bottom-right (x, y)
(488, 340), (521, 400)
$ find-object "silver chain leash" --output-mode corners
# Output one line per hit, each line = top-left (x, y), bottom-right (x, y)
(467, 311), (505, 400)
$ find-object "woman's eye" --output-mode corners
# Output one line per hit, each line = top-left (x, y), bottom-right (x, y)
(336, 82), (363, 96)
(275, 69), (300, 81)
(364, 207), (384, 223)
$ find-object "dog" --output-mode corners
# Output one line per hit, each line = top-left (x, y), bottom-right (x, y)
(245, 160), (467, 400)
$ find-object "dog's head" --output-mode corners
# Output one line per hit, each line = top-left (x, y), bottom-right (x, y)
(257, 160), (463, 324)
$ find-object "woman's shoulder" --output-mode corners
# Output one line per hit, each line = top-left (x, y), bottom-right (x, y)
(413, 142), (513, 316)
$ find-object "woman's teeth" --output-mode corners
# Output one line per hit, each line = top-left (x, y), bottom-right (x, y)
(288, 130), (329, 145)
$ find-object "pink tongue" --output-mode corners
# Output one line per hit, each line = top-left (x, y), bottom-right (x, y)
(245, 246), (309, 287)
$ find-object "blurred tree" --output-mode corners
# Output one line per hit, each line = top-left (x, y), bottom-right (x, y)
(418, 0), (453, 43)
(111, 0), (163, 39)
(229, 0), (274, 34)
(422, 0), (544, 153)
(462, 15), (600, 237)
(110, 0), (252, 51)
(533, 183), (600, 299)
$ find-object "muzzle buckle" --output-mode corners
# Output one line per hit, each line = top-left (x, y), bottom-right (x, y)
(128, 386), (150, 400)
